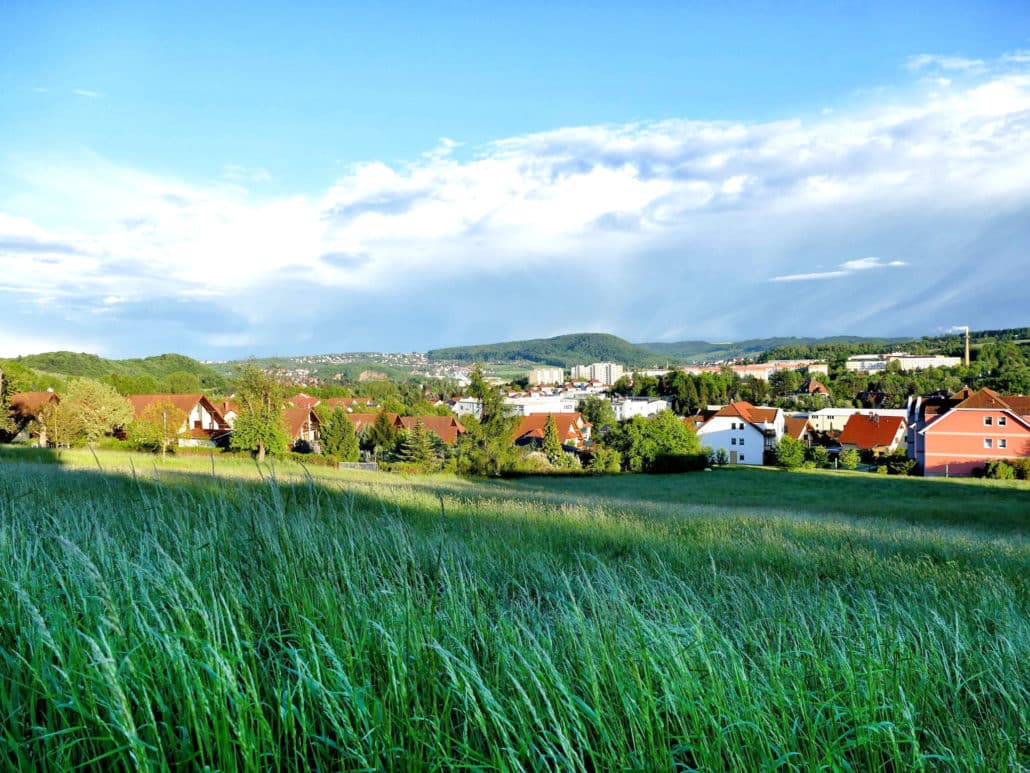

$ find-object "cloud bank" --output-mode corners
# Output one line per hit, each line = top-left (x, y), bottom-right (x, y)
(1, 52), (1029, 357)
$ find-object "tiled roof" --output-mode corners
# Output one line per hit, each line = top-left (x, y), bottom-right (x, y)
(283, 406), (319, 440)
(513, 413), (587, 445)
(703, 401), (779, 429)
(344, 412), (398, 433)
(128, 393), (213, 420)
(288, 393), (321, 410)
(839, 414), (905, 449)
(783, 417), (811, 440)
(323, 397), (373, 410)
(396, 415), (467, 444)
(7, 391), (59, 419)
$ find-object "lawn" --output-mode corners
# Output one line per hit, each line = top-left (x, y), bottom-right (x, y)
(0, 448), (1027, 770)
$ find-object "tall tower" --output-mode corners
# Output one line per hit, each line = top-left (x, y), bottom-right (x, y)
(959, 326), (970, 367)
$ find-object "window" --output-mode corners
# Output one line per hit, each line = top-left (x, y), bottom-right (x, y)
(984, 416), (993, 426)
(739, 437), (745, 445)
(999, 439), (1007, 449)
(984, 438), (993, 449)
(740, 455), (745, 462)
(731, 438), (737, 445)
(999, 416), (1007, 426)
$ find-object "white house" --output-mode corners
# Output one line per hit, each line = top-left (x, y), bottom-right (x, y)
(612, 396), (673, 421)
(696, 401), (785, 465)
(449, 397), (483, 418)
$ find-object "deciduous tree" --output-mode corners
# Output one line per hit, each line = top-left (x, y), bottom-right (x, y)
(64, 378), (134, 446)
(229, 364), (288, 462)
(127, 400), (188, 458)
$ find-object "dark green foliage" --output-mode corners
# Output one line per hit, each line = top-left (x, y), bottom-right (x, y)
(158, 370), (202, 394)
(585, 446), (622, 473)
(366, 411), (398, 455)
(318, 408), (360, 461)
(808, 445), (830, 468)
(429, 333), (673, 368)
(397, 422), (440, 470)
(607, 411), (702, 472)
(886, 450), (917, 476)
(983, 460), (1016, 480)
(576, 396), (617, 436)
(775, 436), (806, 469)
(542, 415), (563, 463)
(9, 351), (225, 391)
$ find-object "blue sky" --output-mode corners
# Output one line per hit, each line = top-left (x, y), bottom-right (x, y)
(1, 2), (1029, 358)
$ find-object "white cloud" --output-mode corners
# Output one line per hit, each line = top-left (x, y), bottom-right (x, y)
(72, 89), (103, 99)
(2, 50), (1030, 354)
(222, 164), (272, 183)
(771, 257), (908, 282)
(906, 54), (986, 72)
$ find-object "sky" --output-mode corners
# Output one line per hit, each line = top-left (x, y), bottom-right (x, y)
(1, 1), (1029, 359)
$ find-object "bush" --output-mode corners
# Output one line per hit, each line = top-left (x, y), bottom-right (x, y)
(983, 460), (1016, 480)
(715, 448), (729, 466)
(585, 447), (622, 473)
(838, 448), (860, 470)
(808, 446), (830, 468)
(775, 436), (805, 469)
(1011, 457), (1030, 480)
(800, 460), (816, 470)
(886, 450), (916, 476)
(876, 465), (888, 475)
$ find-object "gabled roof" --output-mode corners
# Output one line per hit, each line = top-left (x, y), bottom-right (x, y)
(513, 413), (588, 445)
(839, 414), (905, 449)
(396, 415), (467, 445)
(344, 412), (398, 433)
(127, 393), (225, 422)
(700, 401), (780, 430)
(283, 406), (319, 440)
(799, 379), (830, 395)
(214, 399), (240, 416)
(288, 393), (321, 410)
(322, 397), (373, 410)
(8, 391), (59, 419)
(919, 387), (1030, 425)
(783, 417), (812, 440)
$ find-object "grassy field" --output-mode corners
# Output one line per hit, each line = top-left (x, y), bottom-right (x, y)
(0, 449), (1027, 770)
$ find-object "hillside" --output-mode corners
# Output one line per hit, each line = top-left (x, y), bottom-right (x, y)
(641, 336), (909, 362)
(428, 333), (677, 367)
(7, 351), (225, 389)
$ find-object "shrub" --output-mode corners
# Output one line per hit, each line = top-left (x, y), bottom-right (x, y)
(838, 448), (860, 470)
(808, 446), (830, 468)
(800, 460), (816, 470)
(586, 447), (622, 473)
(651, 453), (709, 473)
(715, 448), (730, 466)
(983, 460), (1016, 480)
(775, 436), (805, 469)
(876, 465), (888, 475)
(1011, 457), (1030, 480)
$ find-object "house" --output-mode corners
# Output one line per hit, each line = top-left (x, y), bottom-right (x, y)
(783, 417), (815, 446)
(127, 394), (231, 447)
(7, 391), (60, 445)
(288, 393), (321, 410)
(695, 402), (784, 465)
(907, 387), (1030, 476)
(344, 412), (389, 434)
(612, 396), (673, 421)
(838, 414), (906, 455)
(396, 415), (467, 445)
(284, 406), (320, 451)
(797, 379), (830, 397)
(213, 399), (240, 428)
(513, 413), (592, 449)
(807, 407), (908, 434)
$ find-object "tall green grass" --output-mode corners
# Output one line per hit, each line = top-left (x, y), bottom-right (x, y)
(0, 455), (1027, 770)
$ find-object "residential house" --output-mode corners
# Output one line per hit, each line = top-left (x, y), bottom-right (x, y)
(612, 396), (674, 421)
(695, 401), (785, 465)
(7, 390), (60, 446)
(396, 415), (467, 445)
(806, 408), (908, 434)
(213, 399), (240, 428)
(906, 387), (1030, 476)
(284, 406), (320, 451)
(288, 393), (321, 410)
(838, 414), (906, 455)
(783, 416), (815, 446)
(322, 396), (374, 412)
(127, 394), (231, 447)
(513, 413), (592, 449)
(796, 379), (830, 398)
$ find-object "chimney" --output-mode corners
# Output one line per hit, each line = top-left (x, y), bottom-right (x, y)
(964, 327), (970, 368)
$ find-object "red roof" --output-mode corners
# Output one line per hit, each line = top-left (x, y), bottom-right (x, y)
(784, 417), (812, 440)
(127, 394), (225, 422)
(288, 393), (321, 410)
(703, 401), (779, 429)
(513, 413), (588, 446)
(344, 412), (398, 433)
(323, 397), (373, 410)
(7, 391), (59, 419)
(284, 406), (319, 440)
(839, 414), (905, 449)
(396, 415), (467, 445)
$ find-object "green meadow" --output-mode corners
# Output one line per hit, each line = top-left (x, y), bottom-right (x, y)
(0, 448), (1027, 770)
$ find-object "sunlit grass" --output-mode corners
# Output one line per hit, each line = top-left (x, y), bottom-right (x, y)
(0, 449), (1027, 769)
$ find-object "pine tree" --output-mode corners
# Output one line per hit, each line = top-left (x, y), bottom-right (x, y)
(542, 415), (563, 463)
(399, 421), (438, 468)
(319, 407), (360, 461)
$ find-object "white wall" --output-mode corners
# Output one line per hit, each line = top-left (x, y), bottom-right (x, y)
(697, 417), (766, 465)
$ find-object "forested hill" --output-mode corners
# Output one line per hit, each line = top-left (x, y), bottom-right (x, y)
(428, 334), (676, 368)
(6, 352), (225, 389)
(640, 336), (906, 362)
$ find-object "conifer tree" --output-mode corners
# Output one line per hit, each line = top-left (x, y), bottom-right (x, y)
(542, 415), (563, 463)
